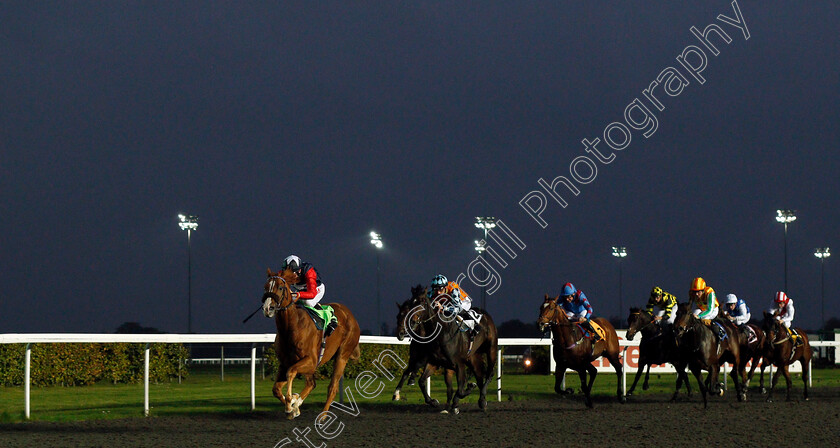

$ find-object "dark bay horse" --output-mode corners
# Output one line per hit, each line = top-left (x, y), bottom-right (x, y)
(762, 311), (811, 402)
(625, 308), (691, 399)
(262, 268), (361, 419)
(735, 322), (769, 392)
(419, 292), (498, 414)
(537, 295), (625, 408)
(392, 284), (455, 407)
(674, 303), (744, 407)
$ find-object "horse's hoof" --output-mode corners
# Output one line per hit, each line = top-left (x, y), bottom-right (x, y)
(439, 409), (449, 414)
(407, 379), (416, 386)
(479, 398), (487, 410)
(760, 387), (767, 395)
(717, 389), (725, 397)
(625, 391), (633, 397)
(392, 393), (399, 401)
(766, 397), (773, 403)
(642, 384), (649, 391)
(585, 401), (594, 409)
(467, 382), (477, 391)
(452, 407), (460, 415)
(619, 396), (627, 404)
(427, 399), (440, 407)
(286, 411), (296, 420)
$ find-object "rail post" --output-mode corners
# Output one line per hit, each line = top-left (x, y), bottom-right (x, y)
(144, 343), (150, 416)
(24, 343), (31, 419)
(622, 346), (627, 396)
(497, 347), (502, 402)
(250, 344), (256, 410)
(220, 345), (225, 382)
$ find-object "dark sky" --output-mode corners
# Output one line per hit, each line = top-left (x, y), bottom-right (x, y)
(2, 1), (838, 335)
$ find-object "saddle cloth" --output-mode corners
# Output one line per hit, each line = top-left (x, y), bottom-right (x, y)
(576, 321), (607, 340)
(298, 304), (336, 330)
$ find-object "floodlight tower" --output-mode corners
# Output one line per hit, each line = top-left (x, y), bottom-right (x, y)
(611, 246), (628, 320)
(775, 210), (797, 292)
(370, 231), (383, 335)
(814, 247), (831, 331)
(178, 214), (198, 333)
(474, 217), (497, 311)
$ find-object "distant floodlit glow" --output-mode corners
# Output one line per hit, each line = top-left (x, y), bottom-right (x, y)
(474, 216), (497, 230)
(370, 231), (383, 249)
(775, 209), (797, 223)
(814, 247), (831, 259)
(611, 246), (627, 258)
(474, 240), (486, 253)
(178, 214), (198, 231)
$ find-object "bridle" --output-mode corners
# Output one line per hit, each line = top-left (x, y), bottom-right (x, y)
(263, 275), (296, 316)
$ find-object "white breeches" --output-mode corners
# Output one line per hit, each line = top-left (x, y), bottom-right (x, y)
(301, 283), (326, 307)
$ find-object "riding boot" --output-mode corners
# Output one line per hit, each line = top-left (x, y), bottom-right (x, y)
(468, 322), (481, 342)
(325, 319), (338, 337)
(585, 321), (600, 341)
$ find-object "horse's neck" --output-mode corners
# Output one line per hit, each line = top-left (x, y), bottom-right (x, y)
(553, 322), (579, 346)
(275, 306), (306, 330)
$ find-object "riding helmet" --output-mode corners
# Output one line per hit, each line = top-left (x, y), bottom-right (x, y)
(431, 274), (448, 289)
(774, 291), (789, 305)
(725, 294), (738, 304)
(282, 255), (301, 272)
(562, 282), (577, 297)
(650, 286), (663, 298)
(690, 277), (706, 292)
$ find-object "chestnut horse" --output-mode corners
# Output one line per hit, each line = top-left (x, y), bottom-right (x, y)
(762, 311), (811, 402)
(673, 303), (744, 407)
(392, 284), (455, 407)
(625, 308), (691, 399)
(537, 295), (625, 408)
(262, 268), (361, 419)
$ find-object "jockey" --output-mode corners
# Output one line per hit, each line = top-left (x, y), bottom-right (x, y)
(645, 286), (678, 325)
(689, 277), (726, 341)
(427, 274), (481, 340)
(282, 255), (337, 336)
(769, 291), (801, 347)
(721, 293), (751, 327)
(559, 282), (600, 341)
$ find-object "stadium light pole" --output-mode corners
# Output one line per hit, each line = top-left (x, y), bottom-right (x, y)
(814, 248), (831, 332)
(178, 214), (198, 333)
(474, 217), (496, 311)
(611, 246), (628, 320)
(370, 231), (383, 335)
(776, 210), (797, 293)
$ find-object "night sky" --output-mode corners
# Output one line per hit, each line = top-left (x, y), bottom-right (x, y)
(2, 1), (838, 335)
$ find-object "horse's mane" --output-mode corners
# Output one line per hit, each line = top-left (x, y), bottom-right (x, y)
(629, 307), (641, 313)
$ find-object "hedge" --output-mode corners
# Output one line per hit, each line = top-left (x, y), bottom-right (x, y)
(0, 343), (189, 387)
(264, 343), (411, 380)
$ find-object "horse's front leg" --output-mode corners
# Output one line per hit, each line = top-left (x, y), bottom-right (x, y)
(443, 368), (455, 408)
(554, 363), (570, 395)
(393, 353), (426, 401)
(285, 358), (315, 419)
(417, 364), (440, 406)
(448, 363), (468, 414)
(690, 364), (708, 408)
(626, 362), (645, 397)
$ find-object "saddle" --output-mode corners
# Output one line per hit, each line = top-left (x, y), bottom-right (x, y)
(575, 321), (607, 341)
(299, 304), (336, 331)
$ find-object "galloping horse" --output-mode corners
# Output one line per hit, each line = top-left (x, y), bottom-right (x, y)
(762, 311), (811, 402)
(419, 292), (498, 414)
(392, 284), (455, 407)
(673, 303), (744, 407)
(625, 308), (691, 399)
(262, 268), (361, 419)
(735, 322), (769, 392)
(537, 295), (625, 408)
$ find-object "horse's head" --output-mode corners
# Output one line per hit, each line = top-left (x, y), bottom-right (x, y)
(537, 294), (563, 333)
(763, 310), (785, 345)
(673, 302), (693, 339)
(396, 284), (427, 341)
(262, 268), (296, 318)
(626, 307), (652, 341)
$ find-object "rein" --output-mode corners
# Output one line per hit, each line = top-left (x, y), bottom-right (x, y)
(267, 276), (297, 312)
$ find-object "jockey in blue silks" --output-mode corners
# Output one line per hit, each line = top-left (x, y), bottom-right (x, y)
(559, 282), (600, 341)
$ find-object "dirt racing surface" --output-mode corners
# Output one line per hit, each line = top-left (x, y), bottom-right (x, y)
(3, 389), (840, 448)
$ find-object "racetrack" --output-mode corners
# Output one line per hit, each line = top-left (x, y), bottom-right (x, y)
(3, 387), (839, 448)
